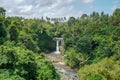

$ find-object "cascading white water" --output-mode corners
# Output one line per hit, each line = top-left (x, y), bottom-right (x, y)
(54, 40), (60, 54)
(53, 37), (64, 54)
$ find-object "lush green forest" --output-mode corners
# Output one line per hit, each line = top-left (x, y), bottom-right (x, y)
(0, 7), (120, 80)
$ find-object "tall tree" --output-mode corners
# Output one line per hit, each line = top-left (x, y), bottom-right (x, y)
(9, 22), (19, 42)
(0, 7), (6, 16)
(0, 22), (7, 44)
(112, 8), (120, 26)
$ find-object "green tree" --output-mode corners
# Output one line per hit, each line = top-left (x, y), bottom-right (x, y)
(81, 14), (88, 19)
(0, 7), (6, 16)
(76, 35), (92, 54)
(9, 23), (19, 42)
(0, 22), (7, 44)
(0, 42), (60, 80)
(110, 8), (120, 26)
(68, 17), (76, 26)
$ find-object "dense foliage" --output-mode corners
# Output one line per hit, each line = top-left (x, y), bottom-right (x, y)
(78, 56), (120, 80)
(0, 7), (120, 80)
(0, 42), (60, 80)
(0, 7), (60, 80)
(63, 9), (120, 68)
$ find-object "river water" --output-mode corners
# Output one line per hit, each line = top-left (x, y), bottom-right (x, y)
(45, 53), (79, 80)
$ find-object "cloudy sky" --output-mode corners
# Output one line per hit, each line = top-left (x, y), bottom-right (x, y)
(0, 0), (120, 18)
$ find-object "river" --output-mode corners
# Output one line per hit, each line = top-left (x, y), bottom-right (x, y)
(45, 53), (79, 80)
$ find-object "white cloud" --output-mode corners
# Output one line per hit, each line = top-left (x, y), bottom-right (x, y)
(111, 5), (117, 11)
(18, 5), (33, 13)
(0, 0), (87, 18)
(14, 0), (24, 3)
(80, 0), (94, 3)
(7, 9), (12, 13)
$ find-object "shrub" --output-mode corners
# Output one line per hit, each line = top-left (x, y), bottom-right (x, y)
(64, 48), (79, 68)
(86, 73), (106, 80)
(65, 48), (88, 68)
(36, 55), (60, 80)
(78, 57), (120, 80)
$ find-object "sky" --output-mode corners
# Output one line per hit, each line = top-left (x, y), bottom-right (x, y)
(0, 0), (120, 18)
